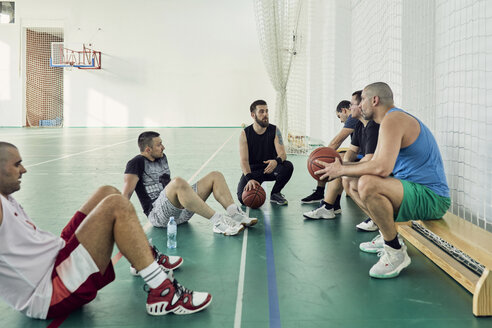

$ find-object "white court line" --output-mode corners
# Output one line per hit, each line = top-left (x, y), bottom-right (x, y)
(141, 131), (236, 233)
(234, 207), (249, 328)
(25, 138), (135, 168)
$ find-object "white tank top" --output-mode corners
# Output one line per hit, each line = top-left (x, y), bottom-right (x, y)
(0, 195), (65, 319)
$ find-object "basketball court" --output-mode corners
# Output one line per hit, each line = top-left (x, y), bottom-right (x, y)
(0, 128), (490, 327)
(1, 0), (492, 327)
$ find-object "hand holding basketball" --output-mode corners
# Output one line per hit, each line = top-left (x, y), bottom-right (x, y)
(315, 157), (343, 181)
(307, 147), (342, 181)
(242, 184), (266, 209)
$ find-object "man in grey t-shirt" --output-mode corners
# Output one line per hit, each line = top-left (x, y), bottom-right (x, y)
(123, 131), (257, 236)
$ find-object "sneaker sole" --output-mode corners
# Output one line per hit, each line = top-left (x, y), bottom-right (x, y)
(303, 214), (336, 220)
(369, 257), (411, 279)
(359, 245), (382, 253)
(270, 200), (288, 205)
(241, 218), (258, 227)
(213, 225), (245, 236)
(301, 199), (323, 204)
(356, 225), (379, 232)
(146, 295), (213, 315)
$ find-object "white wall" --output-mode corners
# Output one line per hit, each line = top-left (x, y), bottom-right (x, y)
(0, 0), (275, 127)
(0, 22), (22, 126)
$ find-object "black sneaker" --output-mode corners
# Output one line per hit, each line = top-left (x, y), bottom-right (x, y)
(270, 193), (288, 205)
(301, 190), (324, 204)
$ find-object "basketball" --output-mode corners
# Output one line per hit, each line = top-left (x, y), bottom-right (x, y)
(307, 147), (342, 181)
(242, 184), (266, 209)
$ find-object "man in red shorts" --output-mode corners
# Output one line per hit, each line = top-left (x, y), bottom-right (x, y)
(0, 142), (211, 319)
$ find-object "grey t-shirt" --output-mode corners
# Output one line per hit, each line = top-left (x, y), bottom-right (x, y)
(125, 155), (171, 215)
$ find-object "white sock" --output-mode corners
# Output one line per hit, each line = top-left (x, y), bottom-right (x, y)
(226, 204), (239, 216)
(210, 212), (222, 224)
(138, 261), (168, 289)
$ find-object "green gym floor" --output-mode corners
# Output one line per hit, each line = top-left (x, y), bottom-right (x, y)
(1, 128), (490, 328)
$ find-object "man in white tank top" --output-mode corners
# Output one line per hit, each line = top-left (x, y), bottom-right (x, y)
(0, 142), (212, 319)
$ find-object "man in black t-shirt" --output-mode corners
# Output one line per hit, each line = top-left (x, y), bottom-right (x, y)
(303, 91), (380, 220)
(301, 98), (360, 204)
(237, 100), (294, 206)
(123, 131), (257, 236)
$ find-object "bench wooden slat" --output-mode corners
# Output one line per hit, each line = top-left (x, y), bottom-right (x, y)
(421, 212), (492, 269)
(398, 224), (479, 293)
(397, 213), (492, 316)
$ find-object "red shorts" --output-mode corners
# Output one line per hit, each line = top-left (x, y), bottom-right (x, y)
(46, 211), (115, 319)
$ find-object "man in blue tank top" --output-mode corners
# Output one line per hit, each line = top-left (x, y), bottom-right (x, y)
(237, 100), (294, 206)
(316, 82), (450, 279)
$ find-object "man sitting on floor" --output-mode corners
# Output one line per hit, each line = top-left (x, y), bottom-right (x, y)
(123, 131), (256, 236)
(0, 142), (211, 319)
(316, 82), (450, 279)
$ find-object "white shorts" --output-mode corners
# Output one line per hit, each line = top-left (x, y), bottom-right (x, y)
(147, 183), (198, 227)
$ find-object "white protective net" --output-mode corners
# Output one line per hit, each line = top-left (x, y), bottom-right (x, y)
(255, 0), (492, 231)
(253, 0), (309, 154)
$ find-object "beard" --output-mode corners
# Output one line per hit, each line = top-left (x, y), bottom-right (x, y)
(255, 115), (269, 128)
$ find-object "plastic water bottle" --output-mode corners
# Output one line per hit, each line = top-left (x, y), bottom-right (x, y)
(167, 216), (177, 249)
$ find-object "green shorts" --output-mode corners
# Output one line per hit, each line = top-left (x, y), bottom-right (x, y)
(395, 180), (450, 222)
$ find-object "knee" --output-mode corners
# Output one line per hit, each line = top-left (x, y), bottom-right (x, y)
(283, 160), (293, 171)
(97, 185), (121, 198)
(358, 175), (379, 202)
(100, 194), (132, 217)
(169, 177), (188, 190)
(208, 170), (224, 181)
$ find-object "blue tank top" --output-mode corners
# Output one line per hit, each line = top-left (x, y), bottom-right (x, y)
(388, 108), (449, 198)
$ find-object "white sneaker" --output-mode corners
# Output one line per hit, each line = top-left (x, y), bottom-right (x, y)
(303, 205), (335, 220)
(213, 214), (244, 236)
(359, 232), (404, 253)
(230, 206), (258, 227)
(356, 218), (379, 231)
(369, 244), (411, 278)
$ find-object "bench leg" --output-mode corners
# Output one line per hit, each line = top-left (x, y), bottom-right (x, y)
(473, 268), (492, 316)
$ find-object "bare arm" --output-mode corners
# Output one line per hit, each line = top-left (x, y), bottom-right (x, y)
(316, 114), (403, 179)
(264, 128), (287, 174)
(239, 130), (252, 175)
(327, 128), (354, 149)
(343, 145), (359, 163)
(274, 127), (287, 161)
(122, 174), (139, 199)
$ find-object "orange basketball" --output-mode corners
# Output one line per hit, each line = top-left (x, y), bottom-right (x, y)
(242, 184), (266, 209)
(307, 147), (342, 181)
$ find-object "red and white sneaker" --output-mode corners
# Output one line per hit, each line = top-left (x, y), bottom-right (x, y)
(145, 271), (212, 315)
(130, 245), (183, 276)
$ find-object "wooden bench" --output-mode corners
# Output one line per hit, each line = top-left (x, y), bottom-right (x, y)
(397, 212), (492, 317)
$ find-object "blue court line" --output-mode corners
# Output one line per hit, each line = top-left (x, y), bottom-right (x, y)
(263, 208), (282, 328)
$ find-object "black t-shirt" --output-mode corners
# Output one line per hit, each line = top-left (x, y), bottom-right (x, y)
(351, 120), (380, 156)
(125, 155), (171, 216)
(244, 124), (278, 171)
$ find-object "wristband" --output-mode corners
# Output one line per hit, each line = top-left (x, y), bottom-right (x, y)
(275, 157), (283, 165)
(245, 173), (253, 181)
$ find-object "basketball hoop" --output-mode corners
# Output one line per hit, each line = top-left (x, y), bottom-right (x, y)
(50, 42), (101, 69)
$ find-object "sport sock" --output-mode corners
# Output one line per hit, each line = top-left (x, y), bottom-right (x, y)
(334, 194), (341, 208)
(139, 261), (168, 289)
(384, 236), (402, 250)
(315, 186), (325, 194)
(210, 212), (221, 224)
(321, 200), (334, 209)
(226, 204), (239, 216)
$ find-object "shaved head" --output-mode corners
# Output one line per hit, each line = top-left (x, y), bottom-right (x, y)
(0, 142), (17, 165)
(364, 82), (394, 106)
